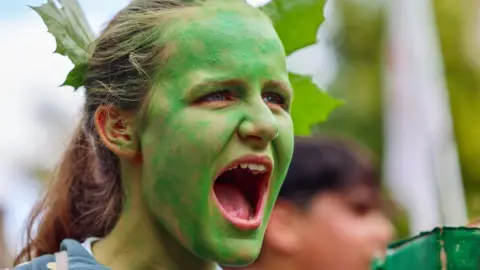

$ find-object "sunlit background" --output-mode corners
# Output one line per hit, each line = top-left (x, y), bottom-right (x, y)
(0, 0), (479, 267)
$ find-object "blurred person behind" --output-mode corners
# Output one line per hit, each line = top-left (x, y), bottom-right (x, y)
(223, 136), (394, 270)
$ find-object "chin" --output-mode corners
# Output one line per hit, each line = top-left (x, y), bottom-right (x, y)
(213, 240), (261, 266)
(193, 232), (263, 266)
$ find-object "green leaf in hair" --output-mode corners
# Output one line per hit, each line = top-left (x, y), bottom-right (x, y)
(31, 0), (94, 90)
(261, 0), (326, 56)
(289, 73), (343, 135)
(61, 62), (88, 89)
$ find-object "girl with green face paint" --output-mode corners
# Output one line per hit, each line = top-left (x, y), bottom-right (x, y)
(14, 0), (294, 269)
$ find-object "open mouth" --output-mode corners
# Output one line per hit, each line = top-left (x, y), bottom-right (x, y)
(212, 155), (272, 230)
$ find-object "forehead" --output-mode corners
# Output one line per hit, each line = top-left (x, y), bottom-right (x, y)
(160, 5), (286, 78)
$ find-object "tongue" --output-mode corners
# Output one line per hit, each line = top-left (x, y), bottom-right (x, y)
(215, 184), (252, 220)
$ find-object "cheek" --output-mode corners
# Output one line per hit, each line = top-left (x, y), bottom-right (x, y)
(307, 203), (367, 250)
(140, 110), (238, 195)
(277, 114), (293, 139)
(322, 212), (379, 248)
(271, 115), (294, 181)
(276, 116), (294, 153)
(300, 217), (369, 270)
(313, 214), (367, 247)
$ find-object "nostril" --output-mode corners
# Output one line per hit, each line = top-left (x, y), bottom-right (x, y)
(239, 134), (269, 151)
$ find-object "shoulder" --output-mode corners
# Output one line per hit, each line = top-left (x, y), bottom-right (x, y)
(12, 239), (108, 270)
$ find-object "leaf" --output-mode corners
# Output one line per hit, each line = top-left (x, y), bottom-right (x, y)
(31, 0), (94, 89)
(290, 73), (343, 135)
(263, 0), (343, 135)
(262, 0), (327, 54)
(61, 62), (88, 90)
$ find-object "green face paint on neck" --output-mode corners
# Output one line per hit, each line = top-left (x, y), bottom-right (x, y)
(139, 3), (294, 266)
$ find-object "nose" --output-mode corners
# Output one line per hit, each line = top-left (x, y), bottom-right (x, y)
(237, 99), (279, 150)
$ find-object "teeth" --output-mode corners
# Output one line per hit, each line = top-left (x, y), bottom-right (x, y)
(237, 163), (267, 173)
(226, 164), (239, 171)
(257, 164), (266, 171)
(247, 164), (258, 170)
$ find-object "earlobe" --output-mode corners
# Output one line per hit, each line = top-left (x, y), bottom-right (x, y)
(94, 105), (139, 159)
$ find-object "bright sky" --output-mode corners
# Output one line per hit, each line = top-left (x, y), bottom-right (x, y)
(0, 0), (333, 256)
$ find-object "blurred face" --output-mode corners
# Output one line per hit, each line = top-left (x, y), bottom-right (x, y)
(293, 186), (394, 270)
(139, 3), (294, 267)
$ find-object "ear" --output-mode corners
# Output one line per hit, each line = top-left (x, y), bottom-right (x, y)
(264, 201), (303, 254)
(94, 105), (139, 159)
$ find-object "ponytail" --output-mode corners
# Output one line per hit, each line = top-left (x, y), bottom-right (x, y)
(14, 122), (123, 264)
(15, 0), (211, 265)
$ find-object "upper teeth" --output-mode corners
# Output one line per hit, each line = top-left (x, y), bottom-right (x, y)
(231, 163), (267, 173)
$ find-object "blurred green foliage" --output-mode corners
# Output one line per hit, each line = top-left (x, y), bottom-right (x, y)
(311, 0), (411, 239)
(312, 0), (480, 238)
(433, 0), (480, 219)
(315, 0), (385, 166)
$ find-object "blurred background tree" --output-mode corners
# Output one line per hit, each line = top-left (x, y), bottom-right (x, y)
(433, 0), (480, 219)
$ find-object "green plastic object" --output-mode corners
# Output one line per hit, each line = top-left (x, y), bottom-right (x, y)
(372, 227), (480, 270)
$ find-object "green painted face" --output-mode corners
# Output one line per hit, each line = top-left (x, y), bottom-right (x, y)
(140, 3), (294, 266)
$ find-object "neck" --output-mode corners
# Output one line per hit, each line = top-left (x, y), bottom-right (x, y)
(92, 160), (215, 270)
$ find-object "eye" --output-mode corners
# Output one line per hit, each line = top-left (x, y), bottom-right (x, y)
(350, 199), (379, 217)
(195, 90), (235, 104)
(352, 203), (371, 216)
(262, 92), (286, 108)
